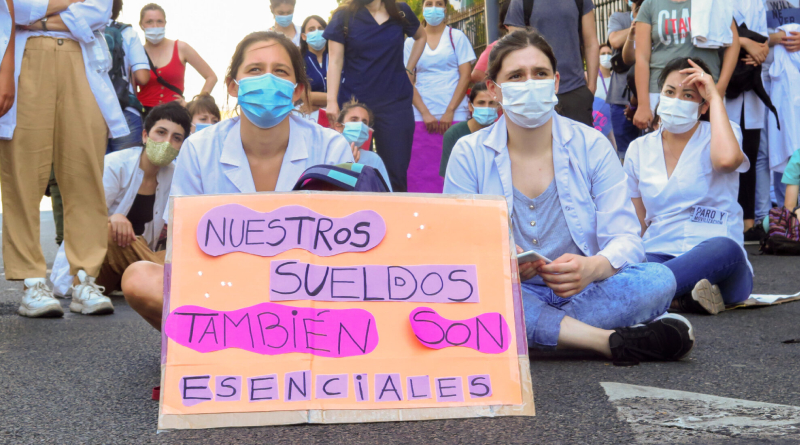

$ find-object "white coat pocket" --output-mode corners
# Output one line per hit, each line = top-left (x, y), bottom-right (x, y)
(684, 205), (727, 249)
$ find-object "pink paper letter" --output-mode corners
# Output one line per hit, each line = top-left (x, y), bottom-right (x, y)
(409, 307), (511, 354)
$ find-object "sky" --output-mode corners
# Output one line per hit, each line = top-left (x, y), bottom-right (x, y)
(118, 0), (340, 111)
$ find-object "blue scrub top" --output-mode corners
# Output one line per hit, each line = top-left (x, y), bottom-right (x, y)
(324, 3), (420, 112)
(304, 50), (328, 93)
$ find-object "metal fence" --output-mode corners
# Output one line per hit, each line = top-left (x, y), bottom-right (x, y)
(446, 0), (631, 57)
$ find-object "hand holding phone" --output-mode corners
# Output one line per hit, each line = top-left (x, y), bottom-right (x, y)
(517, 250), (552, 265)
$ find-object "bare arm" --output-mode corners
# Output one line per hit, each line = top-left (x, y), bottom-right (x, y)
(632, 197), (648, 236)
(308, 92), (327, 108)
(326, 40), (344, 120)
(622, 24), (636, 65)
(582, 10), (599, 94)
(133, 68), (150, 86)
(608, 28), (628, 50)
(24, 13), (68, 31)
(470, 68), (486, 83)
(438, 62), (472, 133)
(716, 21), (740, 97)
(785, 185), (799, 209)
(0, 0), (14, 117)
(633, 23), (653, 129)
(406, 26), (427, 73)
(180, 41), (217, 95)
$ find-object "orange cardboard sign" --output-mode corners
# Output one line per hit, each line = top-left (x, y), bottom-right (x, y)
(158, 192), (534, 430)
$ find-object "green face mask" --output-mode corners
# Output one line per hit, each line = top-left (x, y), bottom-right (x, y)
(145, 138), (179, 167)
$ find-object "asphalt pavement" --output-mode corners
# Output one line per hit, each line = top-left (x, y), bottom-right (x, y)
(1, 212), (799, 444)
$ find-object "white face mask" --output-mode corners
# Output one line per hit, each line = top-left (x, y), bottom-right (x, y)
(497, 79), (558, 129)
(599, 54), (613, 69)
(657, 96), (702, 134)
(144, 27), (166, 44)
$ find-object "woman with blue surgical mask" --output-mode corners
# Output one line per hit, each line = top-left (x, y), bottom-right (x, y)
(121, 32), (354, 331)
(299, 15), (330, 121)
(269, 0), (301, 47)
(444, 29), (693, 366)
(439, 82), (498, 177)
(404, 0), (476, 193)
(333, 99), (394, 191)
(624, 57), (751, 316)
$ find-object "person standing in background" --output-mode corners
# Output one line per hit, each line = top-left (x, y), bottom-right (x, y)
(107, 0), (150, 152)
(470, 0), (509, 83)
(595, 43), (613, 102)
(606, 1), (641, 158)
(269, 0), (301, 47)
(137, 3), (217, 115)
(727, 0), (769, 242)
(299, 15), (329, 123)
(405, 0), (475, 193)
(632, 0), (740, 131)
(325, 0), (427, 192)
(755, 0), (800, 229)
(0, 0), (14, 119)
(0, 0), (130, 318)
(504, 0), (600, 127)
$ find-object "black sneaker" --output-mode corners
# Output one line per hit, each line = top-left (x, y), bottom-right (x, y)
(744, 225), (766, 245)
(609, 314), (695, 366)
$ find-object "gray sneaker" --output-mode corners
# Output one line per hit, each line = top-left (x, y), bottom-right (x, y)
(70, 271), (114, 315)
(18, 278), (64, 318)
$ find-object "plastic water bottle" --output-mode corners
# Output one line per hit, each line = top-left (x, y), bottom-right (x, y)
(86, 30), (112, 73)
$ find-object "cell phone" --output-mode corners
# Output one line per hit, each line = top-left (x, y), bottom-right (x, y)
(517, 250), (552, 265)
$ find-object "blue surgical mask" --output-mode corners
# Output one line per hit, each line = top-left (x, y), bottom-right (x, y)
(472, 107), (498, 126)
(342, 122), (370, 146)
(306, 30), (327, 51)
(235, 73), (296, 129)
(194, 123), (211, 133)
(275, 14), (293, 28)
(627, 0), (634, 8)
(423, 7), (446, 26)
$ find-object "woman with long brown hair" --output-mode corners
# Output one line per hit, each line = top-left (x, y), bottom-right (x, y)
(324, 0), (427, 192)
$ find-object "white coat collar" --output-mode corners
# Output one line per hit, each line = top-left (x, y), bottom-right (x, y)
(218, 115), (310, 193)
(482, 112), (576, 154)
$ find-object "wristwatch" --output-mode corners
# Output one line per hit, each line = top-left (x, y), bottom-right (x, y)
(40, 17), (48, 32)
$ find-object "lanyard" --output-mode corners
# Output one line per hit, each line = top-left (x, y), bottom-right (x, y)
(598, 69), (608, 96)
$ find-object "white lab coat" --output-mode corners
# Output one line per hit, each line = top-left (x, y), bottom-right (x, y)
(169, 114), (354, 213)
(767, 23), (800, 172)
(624, 121), (752, 272)
(50, 147), (174, 295)
(0, 0), (128, 139)
(692, 0), (734, 48)
(726, 0), (768, 130)
(444, 113), (645, 269)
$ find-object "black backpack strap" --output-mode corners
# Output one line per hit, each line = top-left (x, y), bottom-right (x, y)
(146, 52), (184, 98)
(523, 0), (533, 27)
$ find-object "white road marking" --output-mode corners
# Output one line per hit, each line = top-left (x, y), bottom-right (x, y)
(601, 382), (800, 443)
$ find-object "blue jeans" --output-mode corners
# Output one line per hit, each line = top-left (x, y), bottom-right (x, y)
(107, 109), (143, 153)
(755, 119), (771, 222)
(774, 171), (789, 208)
(610, 104), (640, 157)
(521, 263), (675, 350)
(646, 237), (753, 305)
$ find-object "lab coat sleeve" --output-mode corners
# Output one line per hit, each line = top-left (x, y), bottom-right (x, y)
(329, 134), (355, 164)
(443, 138), (480, 194)
(454, 30), (476, 65)
(169, 139), (204, 198)
(13, 0), (48, 25)
(124, 28), (149, 73)
(622, 140), (641, 199)
(102, 157), (124, 211)
(589, 136), (646, 268)
(60, 0), (112, 44)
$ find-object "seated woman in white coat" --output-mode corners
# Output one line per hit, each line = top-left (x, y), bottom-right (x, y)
(444, 29), (693, 366)
(122, 31), (354, 330)
(49, 102), (191, 307)
(624, 57), (752, 315)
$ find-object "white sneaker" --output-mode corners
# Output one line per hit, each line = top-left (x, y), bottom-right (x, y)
(70, 270), (114, 315)
(18, 278), (64, 318)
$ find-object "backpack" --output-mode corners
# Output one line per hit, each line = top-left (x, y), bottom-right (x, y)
(104, 21), (143, 112)
(293, 163), (391, 192)
(760, 205), (800, 255)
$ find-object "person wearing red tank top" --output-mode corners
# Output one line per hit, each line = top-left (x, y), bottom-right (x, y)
(137, 3), (217, 114)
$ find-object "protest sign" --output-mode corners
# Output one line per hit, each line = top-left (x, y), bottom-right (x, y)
(593, 96), (613, 137)
(158, 192), (534, 430)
